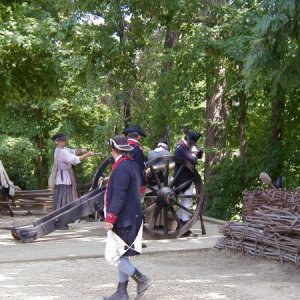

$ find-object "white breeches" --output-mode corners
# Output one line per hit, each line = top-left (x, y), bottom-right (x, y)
(177, 185), (193, 222)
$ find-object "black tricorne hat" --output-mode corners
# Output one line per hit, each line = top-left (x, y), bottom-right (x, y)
(187, 130), (201, 142)
(51, 133), (67, 142)
(123, 124), (147, 137)
(109, 135), (133, 152)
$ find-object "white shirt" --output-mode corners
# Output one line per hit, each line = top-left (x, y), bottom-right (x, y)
(54, 147), (81, 185)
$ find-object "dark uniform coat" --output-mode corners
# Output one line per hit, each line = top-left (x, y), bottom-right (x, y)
(128, 139), (147, 191)
(105, 156), (143, 256)
(174, 140), (197, 193)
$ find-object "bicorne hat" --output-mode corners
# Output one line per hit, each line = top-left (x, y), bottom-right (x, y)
(109, 135), (133, 152)
(51, 133), (67, 142)
(123, 124), (147, 137)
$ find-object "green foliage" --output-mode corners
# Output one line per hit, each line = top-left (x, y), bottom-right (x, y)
(0, 0), (299, 221)
(205, 156), (245, 221)
(0, 2), (61, 105)
(0, 135), (39, 189)
(243, 0), (300, 94)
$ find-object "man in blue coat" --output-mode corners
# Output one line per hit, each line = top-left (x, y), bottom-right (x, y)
(103, 135), (150, 300)
(174, 130), (203, 236)
(123, 124), (147, 196)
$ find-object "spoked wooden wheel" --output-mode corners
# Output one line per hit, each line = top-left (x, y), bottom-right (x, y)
(91, 156), (113, 190)
(143, 155), (204, 239)
(90, 156), (113, 214)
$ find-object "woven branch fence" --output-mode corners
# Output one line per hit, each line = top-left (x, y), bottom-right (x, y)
(215, 189), (300, 267)
(242, 189), (300, 217)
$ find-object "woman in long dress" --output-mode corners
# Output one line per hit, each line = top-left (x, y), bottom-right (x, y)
(51, 133), (93, 210)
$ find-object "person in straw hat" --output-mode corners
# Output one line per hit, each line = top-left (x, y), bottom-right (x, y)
(103, 135), (150, 300)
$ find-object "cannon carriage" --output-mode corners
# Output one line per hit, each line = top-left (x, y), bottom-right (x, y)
(11, 155), (205, 242)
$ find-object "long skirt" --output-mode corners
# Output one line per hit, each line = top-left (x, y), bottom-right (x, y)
(53, 184), (75, 210)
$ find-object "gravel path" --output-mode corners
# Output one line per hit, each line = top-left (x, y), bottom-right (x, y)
(1, 249), (299, 300)
(0, 215), (41, 228)
(1, 214), (300, 299)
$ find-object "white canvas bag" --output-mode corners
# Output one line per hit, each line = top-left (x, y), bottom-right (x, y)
(105, 222), (143, 267)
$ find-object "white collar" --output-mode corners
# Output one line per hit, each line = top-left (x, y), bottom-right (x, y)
(128, 138), (139, 143)
(115, 154), (123, 162)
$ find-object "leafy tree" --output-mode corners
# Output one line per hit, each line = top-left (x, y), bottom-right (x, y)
(0, 135), (39, 188)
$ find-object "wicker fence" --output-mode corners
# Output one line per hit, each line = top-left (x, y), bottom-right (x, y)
(215, 188), (300, 267)
(0, 184), (91, 216)
(242, 189), (300, 217)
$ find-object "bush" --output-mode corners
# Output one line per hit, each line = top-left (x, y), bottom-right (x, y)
(205, 156), (246, 221)
(0, 135), (39, 189)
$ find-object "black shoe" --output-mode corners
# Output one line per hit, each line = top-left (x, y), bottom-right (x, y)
(181, 229), (198, 237)
(176, 219), (187, 231)
(103, 281), (129, 300)
(131, 269), (151, 300)
(182, 229), (192, 237)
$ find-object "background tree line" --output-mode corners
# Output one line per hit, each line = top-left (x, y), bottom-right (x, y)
(0, 0), (299, 220)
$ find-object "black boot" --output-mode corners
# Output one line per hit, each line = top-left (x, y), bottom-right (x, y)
(131, 269), (150, 300)
(176, 219), (186, 230)
(176, 219), (198, 237)
(103, 281), (129, 300)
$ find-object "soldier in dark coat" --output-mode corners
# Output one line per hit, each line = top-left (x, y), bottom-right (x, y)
(174, 130), (203, 236)
(123, 125), (147, 196)
(123, 125), (148, 249)
(103, 135), (150, 300)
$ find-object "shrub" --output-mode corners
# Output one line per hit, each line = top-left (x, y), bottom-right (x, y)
(0, 135), (39, 189)
(205, 156), (246, 221)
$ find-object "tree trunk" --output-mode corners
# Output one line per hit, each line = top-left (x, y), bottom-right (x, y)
(153, 27), (179, 141)
(204, 0), (227, 189)
(238, 91), (247, 162)
(36, 134), (44, 189)
(204, 59), (229, 207)
(124, 91), (131, 128)
(116, 15), (132, 129)
(162, 28), (179, 74)
(270, 89), (285, 179)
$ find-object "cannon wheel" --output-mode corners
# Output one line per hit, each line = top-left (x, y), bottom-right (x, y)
(143, 155), (205, 239)
(91, 155), (205, 239)
(91, 156), (113, 190)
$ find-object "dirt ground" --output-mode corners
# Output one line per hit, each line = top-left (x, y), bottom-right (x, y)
(1, 214), (300, 300)
(0, 249), (299, 300)
(0, 215), (41, 228)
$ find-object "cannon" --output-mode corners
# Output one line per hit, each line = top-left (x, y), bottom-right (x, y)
(11, 155), (205, 242)
(142, 155), (205, 238)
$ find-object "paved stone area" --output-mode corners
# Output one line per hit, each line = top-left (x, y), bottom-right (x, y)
(0, 219), (221, 263)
